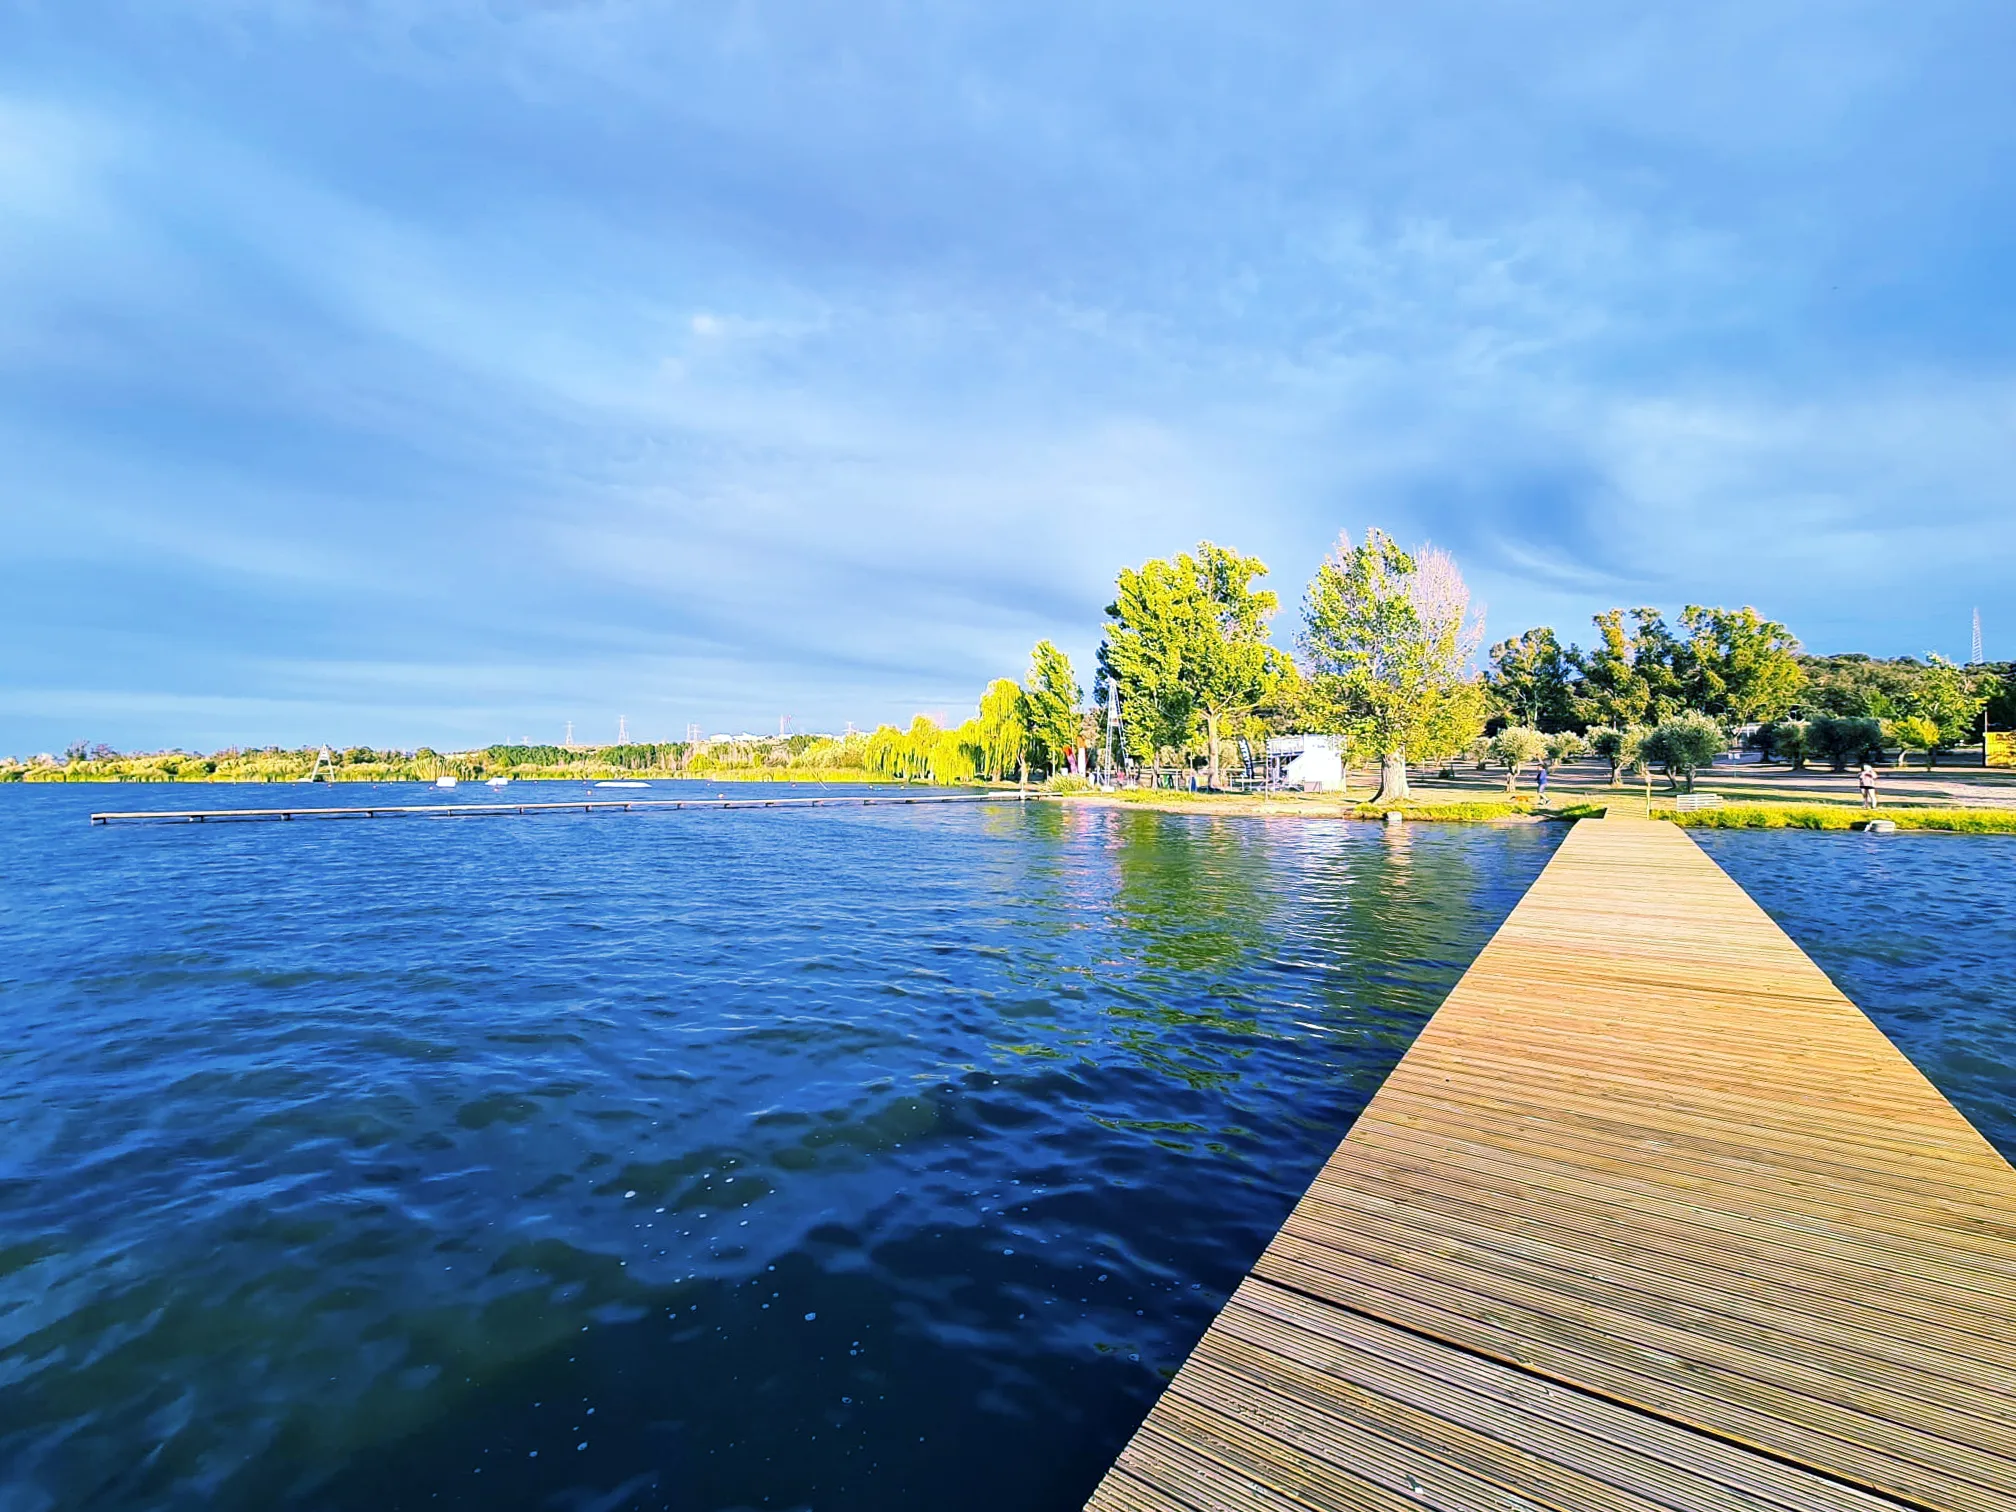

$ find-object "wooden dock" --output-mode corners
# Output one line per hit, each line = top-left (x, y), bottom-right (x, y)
(88, 789), (1030, 825)
(1089, 816), (2016, 1512)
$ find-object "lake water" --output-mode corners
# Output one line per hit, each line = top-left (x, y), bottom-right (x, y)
(0, 784), (1557, 1511)
(0, 790), (2008, 1511)
(1698, 826), (2016, 1163)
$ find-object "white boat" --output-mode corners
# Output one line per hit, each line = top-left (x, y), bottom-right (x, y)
(595, 780), (650, 789)
(487, 777), (511, 788)
(435, 775), (458, 789)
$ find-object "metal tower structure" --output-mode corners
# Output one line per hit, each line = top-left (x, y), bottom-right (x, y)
(1972, 607), (1984, 665)
(618, 715), (629, 743)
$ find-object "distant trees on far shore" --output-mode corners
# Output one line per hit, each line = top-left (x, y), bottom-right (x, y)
(15, 533), (2013, 791)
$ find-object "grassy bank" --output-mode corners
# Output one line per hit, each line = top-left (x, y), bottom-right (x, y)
(1662, 803), (2016, 834)
(1067, 790), (1605, 823)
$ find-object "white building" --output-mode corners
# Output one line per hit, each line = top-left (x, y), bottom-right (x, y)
(1266, 733), (1346, 792)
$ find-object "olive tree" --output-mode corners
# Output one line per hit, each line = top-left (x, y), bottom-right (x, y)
(1641, 712), (1724, 793)
(1585, 726), (1643, 784)
(1545, 730), (1588, 767)
(1300, 529), (1487, 803)
(1488, 726), (1550, 793)
(1808, 715), (1884, 772)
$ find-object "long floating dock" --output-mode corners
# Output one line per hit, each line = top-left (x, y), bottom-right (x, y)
(89, 790), (1032, 824)
(1089, 816), (2016, 1512)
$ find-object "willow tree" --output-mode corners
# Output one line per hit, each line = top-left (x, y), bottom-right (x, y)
(1100, 542), (1283, 788)
(1023, 641), (1081, 778)
(1300, 528), (1486, 803)
(976, 678), (1028, 782)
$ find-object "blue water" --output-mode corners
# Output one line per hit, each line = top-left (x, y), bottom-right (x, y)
(1697, 827), (2016, 1163)
(0, 784), (1562, 1511)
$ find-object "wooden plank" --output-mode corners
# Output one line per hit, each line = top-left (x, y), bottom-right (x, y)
(1086, 817), (2016, 1512)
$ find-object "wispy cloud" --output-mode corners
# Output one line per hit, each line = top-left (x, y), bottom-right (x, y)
(3, 1), (2013, 750)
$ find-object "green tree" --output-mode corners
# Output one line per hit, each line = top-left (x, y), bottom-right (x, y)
(1755, 719), (1812, 770)
(1678, 606), (1804, 722)
(1585, 725), (1650, 785)
(1487, 726), (1549, 793)
(1904, 654), (1987, 763)
(1100, 557), (1200, 777)
(1485, 628), (1579, 731)
(1641, 712), (1724, 793)
(1186, 543), (1285, 790)
(1574, 608), (1688, 728)
(1806, 715), (1884, 772)
(1544, 730), (1588, 766)
(1299, 528), (1487, 803)
(1022, 641), (1081, 779)
(1100, 542), (1284, 788)
(976, 678), (1029, 782)
(1890, 715), (1941, 770)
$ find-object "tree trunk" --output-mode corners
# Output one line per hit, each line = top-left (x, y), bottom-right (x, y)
(1375, 750), (1410, 803)
(1205, 713), (1221, 791)
(1503, 764), (1518, 794)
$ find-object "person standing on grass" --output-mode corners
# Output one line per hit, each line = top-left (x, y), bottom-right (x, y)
(1536, 764), (1550, 805)
(1859, 762), (1878, 810)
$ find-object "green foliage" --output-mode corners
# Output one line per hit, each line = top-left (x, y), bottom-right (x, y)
(1798, 654), (1922, 720)
(1677, 606), (1804, 722)
(1487, 726), (1550, 792)
(1023, 640), (1081, 778)
(976, 679), (1029, 782)
(1889, 715), (1941, 768)
(1665, 803), (2016, 835)
(1299, 528), (1487, 800)
(1640, 712), (1724, 792)
(1099, 541), (1284, 787)
(1573, 609), (1679, 728)
(863, 716), (985, 785)
(1485, 627), (1578, 731)
(1908, 654), (1986, 750)
(1807, 714), (1885, 772)
(1752, 719), (1811, 769)
(1544, 731), (1588, 766)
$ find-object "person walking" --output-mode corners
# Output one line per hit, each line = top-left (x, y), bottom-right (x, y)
(1536, 763), (1550, 805)
(1858, 762), (1878, 810)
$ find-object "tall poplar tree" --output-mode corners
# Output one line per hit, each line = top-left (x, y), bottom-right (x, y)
(1023, 641), (1081, 778)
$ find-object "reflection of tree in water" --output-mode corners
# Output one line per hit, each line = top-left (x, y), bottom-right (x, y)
(1293, 823), (1552, 1112)
(1095, 812), (1292, 1095)
(1110, 812), (1279, 978)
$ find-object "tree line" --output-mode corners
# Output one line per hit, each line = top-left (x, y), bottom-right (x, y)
(16, 533), (2010, 794)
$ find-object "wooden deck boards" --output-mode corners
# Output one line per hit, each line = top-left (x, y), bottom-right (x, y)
(1086, 817), (2016, 1512)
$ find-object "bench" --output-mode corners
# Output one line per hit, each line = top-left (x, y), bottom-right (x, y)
(1674, 793), (1725, 812)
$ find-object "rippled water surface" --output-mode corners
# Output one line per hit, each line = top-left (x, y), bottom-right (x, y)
(1698, 827), (2016, 1163)
(0, 784), (1562, 1511)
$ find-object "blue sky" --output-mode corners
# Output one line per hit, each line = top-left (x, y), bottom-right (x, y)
(3, 2), (2012, 753)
